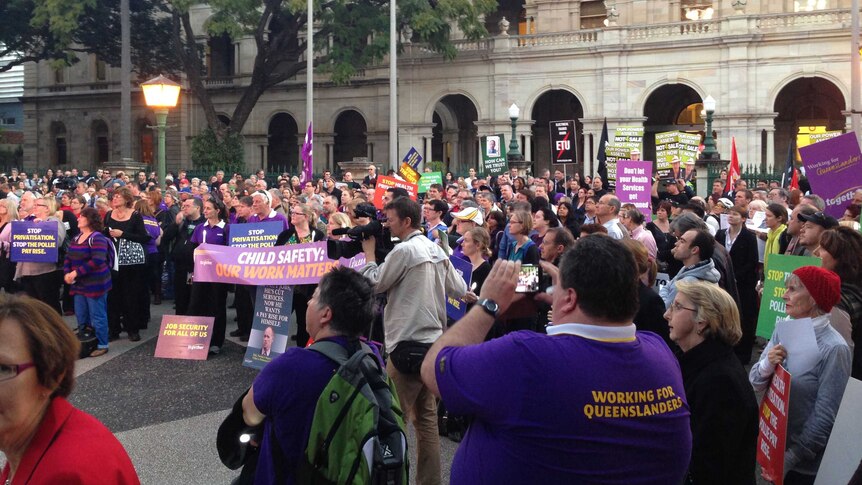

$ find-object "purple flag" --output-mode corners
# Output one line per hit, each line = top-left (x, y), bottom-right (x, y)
(799, 132), (862, 219)
(300, 122), (313, 183)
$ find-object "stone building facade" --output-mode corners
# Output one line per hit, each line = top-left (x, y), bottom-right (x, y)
(21, 0), (856, 177)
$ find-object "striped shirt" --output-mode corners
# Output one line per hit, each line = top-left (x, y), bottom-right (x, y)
(63, 233), (112, 297)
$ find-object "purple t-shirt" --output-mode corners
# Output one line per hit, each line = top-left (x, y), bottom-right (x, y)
(142, 215), (160, 254)
(436, 329), (692, 484)
(248, 210), (289, 232)
(190, 221), (228, 246)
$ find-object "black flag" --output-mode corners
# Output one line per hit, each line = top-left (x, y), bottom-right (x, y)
(781, 136), (796, 188)
(597, 118), (609, 191)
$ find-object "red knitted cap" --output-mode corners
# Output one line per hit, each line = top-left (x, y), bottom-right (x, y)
(792, 266), (841, 312)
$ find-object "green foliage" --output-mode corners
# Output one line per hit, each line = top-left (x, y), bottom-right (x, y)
(429, 160), (446, 173)
(190, 127), (245, 173)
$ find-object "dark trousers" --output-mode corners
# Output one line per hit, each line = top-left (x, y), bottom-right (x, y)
(174, 266), (193, 316)
(189, 282), (227, 348)
(108, 265), (147, 335)
(147, 252), (163, 300)
(20, 270), (63, 315)
(235, 285), (254, 336)
(292, 288), (310, 347)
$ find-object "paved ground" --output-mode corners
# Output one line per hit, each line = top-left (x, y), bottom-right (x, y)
(0, 298), (457, 484)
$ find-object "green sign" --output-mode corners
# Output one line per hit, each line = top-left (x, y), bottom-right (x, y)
(655, 131), (679, 180)
(677, 132), (700, 165)
(756, 254), (821, 339)
(417, 172), (443, 193)
(603, 144), (630, 190)
(481, 134), (508, 176)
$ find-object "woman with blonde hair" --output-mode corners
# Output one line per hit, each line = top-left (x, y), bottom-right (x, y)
(326, 212), (353, 240)
(666, 280), (758, 485)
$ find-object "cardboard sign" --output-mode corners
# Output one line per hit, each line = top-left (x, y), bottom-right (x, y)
(616, 160), (652, 217)
(481, 134), (508, 175)
(756, 364), (791, 485)
(446, 256), (473, 321)
(229, 221), (283, 248)
(373, 175), (418, 209)
(550, 120), (577, 164)
(756, 254), (821, 339)
(799, 132), (862, 219)
(603, 145), (630, 191)
(244, 285), (294, 370)
(417, 172), (443, 193)
(10, 221), (59, 263)
(154, 315), (215, 360)
(815, 378), (862, 485)
(402, 147), (423, 169)
(398, 162), (421, 185)
(193, 241), (366, 286)
(655, 131), (680, 181)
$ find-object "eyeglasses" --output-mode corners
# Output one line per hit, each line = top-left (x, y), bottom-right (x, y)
(670, 301), (697, 313)
(34, 203), (48, 208)
(0, 362), (36, 382)
(290, 211), (306, 216)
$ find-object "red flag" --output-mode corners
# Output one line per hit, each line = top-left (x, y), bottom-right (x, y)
(789, 168), (799, 191)
(725, 137), (740, 194)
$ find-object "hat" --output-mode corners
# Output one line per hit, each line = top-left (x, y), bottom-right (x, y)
(717, 198), (734, 209)
(630, 148), (640, 155)
(178, 187), (192, 194)
(792, 266), (841, 312)
(796, 211), (839, 229)
(671, 156), (680, 164)
(179, 178), (190, 185)
(685, 159), (695, 166)
(553, 193), (566, 204)
(452, 207), (484, 226)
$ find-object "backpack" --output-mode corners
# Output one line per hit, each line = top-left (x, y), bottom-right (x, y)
(295, 340), (408, 485)
(88, 233), (118, 272)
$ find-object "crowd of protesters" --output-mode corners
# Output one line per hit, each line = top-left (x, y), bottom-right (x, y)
(0, 162), (861, 484)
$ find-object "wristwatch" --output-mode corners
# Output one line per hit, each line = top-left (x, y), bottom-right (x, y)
(476, 298), (499, 318)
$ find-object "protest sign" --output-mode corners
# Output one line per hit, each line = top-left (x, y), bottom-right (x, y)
(756, 254), (820, 339)
(653, 272), (669, 294)
(229, 221), (282, 247)
(154, 315), (215, 360)
(815, 378), (862, 485)
(654, 131), (679, 180)
(613, 126), (643, 156)
(550, 120), (577, 164)
(10, 221), (59, 263)
(616, 160), (652, 217)
(398, 162), (421, 185)
(417, 172), (443, 193)
(446, 256), (473, 321)
(244, 285), (294, 370)
(193, 241), (366, 286)
(402, 146), (423, 169)
(481, 134), (508, 175)
(799, 132), (862, 219)
(677, 132), (700, 164)
(373, 175), (418, 209)
(756, 365), (791, 485)
(603, 145), (630, 190)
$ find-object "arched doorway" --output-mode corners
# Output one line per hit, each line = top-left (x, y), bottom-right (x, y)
(50, 121), (68, 166)
(643, 84), (704, 163)
(431, 95), (478, 175)
(773, 77), (845, 166)
(91, 120), (110, 164)
(267, 113), (299, 174)
(334, 110), (367, 165)
(530, 90), (585, 175)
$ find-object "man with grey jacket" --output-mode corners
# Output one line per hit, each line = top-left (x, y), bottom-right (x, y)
(660, 228), (720, 308)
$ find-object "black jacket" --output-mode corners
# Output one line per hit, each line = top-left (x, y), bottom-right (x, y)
(678, 339), (758, 485)
(170, 215), (205, 270)
(633, 283), (673, 348)
(715, 227), (759, 324)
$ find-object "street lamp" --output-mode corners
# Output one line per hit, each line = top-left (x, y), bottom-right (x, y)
(699, 95), (720, 160)
(141, 75), (181, 186)
(508, 103), (523, 161)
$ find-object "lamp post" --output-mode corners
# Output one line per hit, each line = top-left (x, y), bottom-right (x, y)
(508, 103), (523, 161)
(141, 75), (181, 186)
(699, 95), (720, 160)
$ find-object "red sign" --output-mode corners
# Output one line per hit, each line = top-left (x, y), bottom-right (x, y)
(757, 364), (791, 485)
(154, 315), (215, 360)
(373, 175), (418, 209)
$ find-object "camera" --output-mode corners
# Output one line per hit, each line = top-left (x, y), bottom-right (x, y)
(326, 203), (388, 260)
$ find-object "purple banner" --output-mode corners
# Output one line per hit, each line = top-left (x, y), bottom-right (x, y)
(799, 132), (862, 219)
(616, 160), (653, 218)
(154, 315), (215, 360)
(10, 221), (59, 263)
(193, 241), (366, 286)
(446, 256), (473, 321)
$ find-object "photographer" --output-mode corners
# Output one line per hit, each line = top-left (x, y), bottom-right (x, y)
(358, 196), (467, 485)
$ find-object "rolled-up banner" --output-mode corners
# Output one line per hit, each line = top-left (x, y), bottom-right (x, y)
(193, 241), (366, 286)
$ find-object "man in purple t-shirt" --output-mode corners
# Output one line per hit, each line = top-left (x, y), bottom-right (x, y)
(421, 235), (692, 484)
(242, 267), (380, 484)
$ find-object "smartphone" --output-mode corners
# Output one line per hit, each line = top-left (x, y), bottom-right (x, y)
(515, 264), (542, 293)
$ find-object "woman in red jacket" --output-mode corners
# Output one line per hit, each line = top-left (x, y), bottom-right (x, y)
(0, 295), (139, 484)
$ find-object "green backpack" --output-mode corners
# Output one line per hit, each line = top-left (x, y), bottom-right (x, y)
(296, 340), (408, 485)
